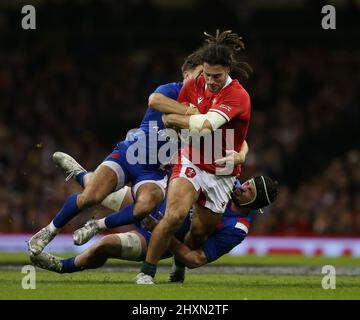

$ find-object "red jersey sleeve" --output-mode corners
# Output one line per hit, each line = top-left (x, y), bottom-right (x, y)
(208, 87), (250, 122)
(177, 79), (194, 104)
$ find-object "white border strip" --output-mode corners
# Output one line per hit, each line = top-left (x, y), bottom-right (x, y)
(1, 235), (360, 257)
(229, 236), (360, 257)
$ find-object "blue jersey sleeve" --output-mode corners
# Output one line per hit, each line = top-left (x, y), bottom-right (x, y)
(154, 82), (182, 100)
(202, 229), (246, 263)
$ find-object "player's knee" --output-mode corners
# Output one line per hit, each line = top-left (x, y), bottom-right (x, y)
(162, 212), (185, 232)
(165, 196), (182, 210)
(134, 186), (163, 218)
(137, 184), (163, 205)
(91, 235), (116, 258)
(133, 200), (157, 219)
(83, 172), (94, 187)
(166, 200), (191, 221)
(117, 232), (143, 261)
(78, 192), (104, 208)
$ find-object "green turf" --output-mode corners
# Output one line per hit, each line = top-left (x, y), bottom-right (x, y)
(1, 253), (359, 300)
(1, 270), (359, 300)
(1, 252), (360, 266)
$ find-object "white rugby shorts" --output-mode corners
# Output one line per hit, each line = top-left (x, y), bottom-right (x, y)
(170, 155), (236, 213)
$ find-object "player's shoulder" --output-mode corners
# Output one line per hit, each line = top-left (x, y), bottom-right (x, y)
(155, 81), (182, 92)
(195, 75), (206, 87)
(183, 76), (205, 90)
(154, 82), (183, 99)
(226, 80), (250, 99)
(225, 215), (251, 236)
(180, 77), (205, 101)
(182, 75), (204, 91)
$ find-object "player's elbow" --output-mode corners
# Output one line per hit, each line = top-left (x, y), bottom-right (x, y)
(189, 112), (226, 132)
(200, 120), (214, 132)
(185, 253), (207, 269)
(148, 93), (164, 108)
(186, 259), (205, 269)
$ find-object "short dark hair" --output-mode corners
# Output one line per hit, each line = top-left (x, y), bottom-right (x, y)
(201, 29), (252, 80)
(232, 175), (278, 211)
(181, 49), (203, 73)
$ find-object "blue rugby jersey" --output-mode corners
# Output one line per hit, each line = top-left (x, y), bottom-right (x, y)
(124, 82), (183, 164)
(202, 210), (252, 263)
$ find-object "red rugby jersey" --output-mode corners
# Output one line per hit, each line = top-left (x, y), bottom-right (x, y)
(178, 75), (250, 176)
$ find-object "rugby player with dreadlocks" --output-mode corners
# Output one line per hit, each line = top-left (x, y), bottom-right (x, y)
(137, 30), (254, 284)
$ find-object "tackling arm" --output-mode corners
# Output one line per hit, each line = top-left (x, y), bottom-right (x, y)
(141, 213), (207, 268)
(233, 139), (249, 165)
(214, 140), (249, 167)
(149, 93), (198, 115)
(162, 113), (191, 130)
(239, 140), (249, 163)
(162, 111), (226, 132)
(168, 237), (208, 269)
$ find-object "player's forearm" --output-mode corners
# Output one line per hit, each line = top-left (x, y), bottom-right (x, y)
(168, 237), (207, 268)
(189, 112), (227, 132)
(240, 140), (248, 155)
(236, 140), (248, 165)
(163, 113), (190, 130)
(148, 93), (188, 115)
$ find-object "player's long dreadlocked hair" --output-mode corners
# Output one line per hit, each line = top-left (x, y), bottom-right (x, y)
(201, 29), (252, 80)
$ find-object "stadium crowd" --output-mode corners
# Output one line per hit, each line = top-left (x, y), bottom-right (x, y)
(0, 1), (359, 236)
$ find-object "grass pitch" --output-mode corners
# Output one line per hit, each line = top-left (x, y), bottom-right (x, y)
(1, 253), (360, 300)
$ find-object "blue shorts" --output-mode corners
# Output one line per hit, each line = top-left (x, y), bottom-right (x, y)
(101, 141), (167, 196)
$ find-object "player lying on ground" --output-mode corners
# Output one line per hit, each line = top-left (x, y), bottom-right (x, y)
(30, 175), (278, 282)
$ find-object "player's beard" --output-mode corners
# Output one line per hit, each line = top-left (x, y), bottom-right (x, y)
(208, 84), (221, 93)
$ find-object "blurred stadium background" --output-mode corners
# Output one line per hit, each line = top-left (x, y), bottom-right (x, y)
(0, 0), (359, 257)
